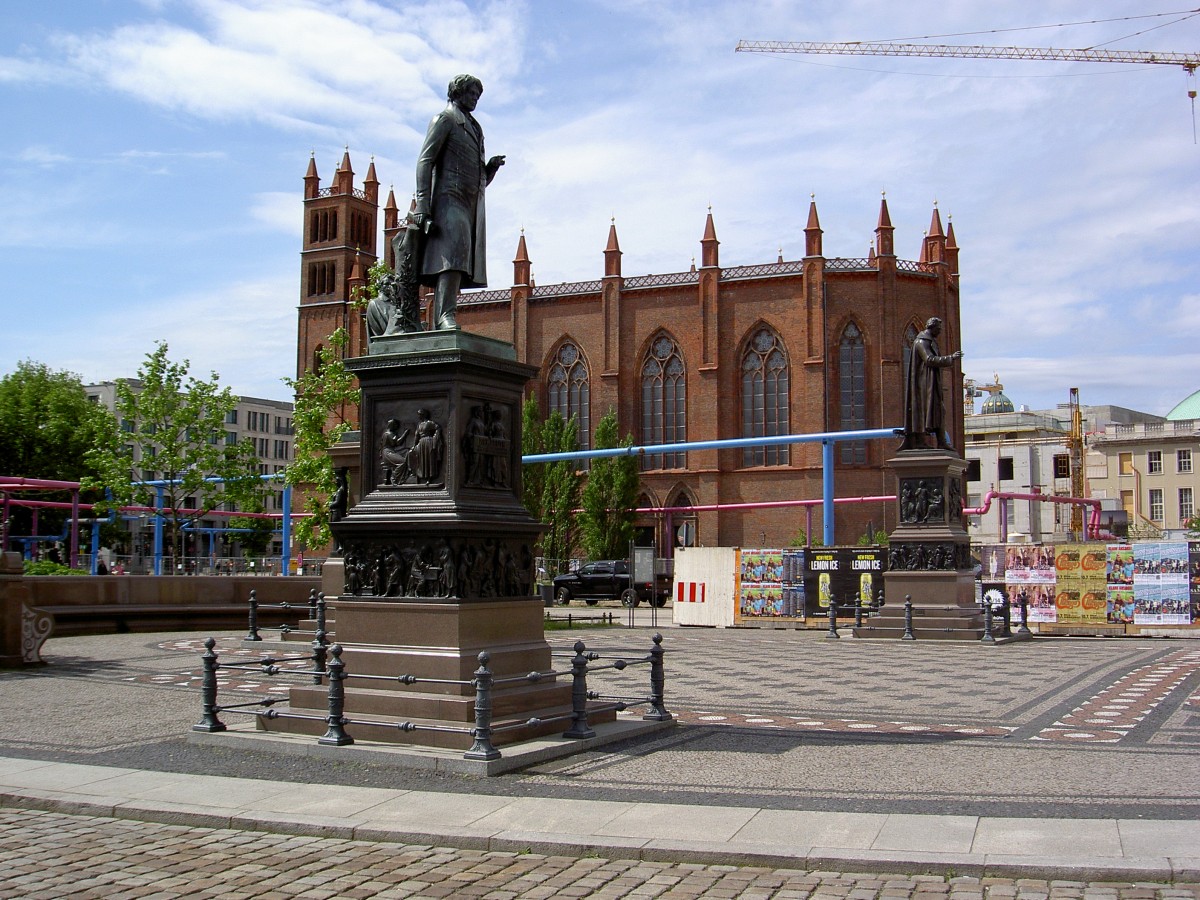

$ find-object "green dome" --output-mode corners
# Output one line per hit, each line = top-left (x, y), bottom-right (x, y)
(980, 391), (1015, 414)
(1167, 389), (1200, 421)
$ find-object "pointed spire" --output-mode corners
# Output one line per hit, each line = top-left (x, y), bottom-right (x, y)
(804, 194), (823, 258)
(777, 246), (784, 264)
(349, 247), (366, 287)
(923, 201), (946, 265)
(875, 191), (895, 257)
(690, 256), (696, 273)
(383, 186), (399, 230)
(364, 155), (379, 203)
(514, 229), (531, 286)
(303, 152), (320, 200)
(335, 146), (354, 194)
(868, 242), (877, 264)
(700, 206), (719, 268)
(945, 216), (960, 276)
(604, 217), (622, 277)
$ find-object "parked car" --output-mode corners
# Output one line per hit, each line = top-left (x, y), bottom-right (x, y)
(552, 559), (663, 607)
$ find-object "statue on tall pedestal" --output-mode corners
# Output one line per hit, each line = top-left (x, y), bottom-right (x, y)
(901, 317), (963, 451)
(413, 74), (506, 331)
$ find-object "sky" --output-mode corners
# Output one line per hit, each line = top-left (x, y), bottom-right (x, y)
(2, 0), (1198, 415)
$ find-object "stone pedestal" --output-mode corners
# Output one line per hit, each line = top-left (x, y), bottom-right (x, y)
(857, 449), (985, 640)
(264, 331), (607, 749)
(0, 552), (50, 667)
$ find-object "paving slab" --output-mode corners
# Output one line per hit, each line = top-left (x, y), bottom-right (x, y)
(872, 814), (980, 853)
(1117, 821), (1200, 858)
(973, 818), (1125, 858)
(595, 801), (760, 842)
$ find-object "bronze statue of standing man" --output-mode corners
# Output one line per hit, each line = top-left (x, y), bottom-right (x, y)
(413, 74), (505, 330)
(902, 317), (963, 451)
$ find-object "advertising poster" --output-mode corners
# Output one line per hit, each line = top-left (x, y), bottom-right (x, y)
(1106, 544), (1134, 624)
(979, 545), (1006, 582)
(737, 548), (805, 621)
(1191, 542), (1200, 620)
(1133, 543), (1162, 625)
(801, 547), (885, 618)
(1159, 542), (1190, 625)
(1008, 583), (1056, 623)
(1053, 544), (1107, 625)
(1004, 545), (1056, 584)
(1161, 582), (1190, 625)
(1108, 585), (1136, 623)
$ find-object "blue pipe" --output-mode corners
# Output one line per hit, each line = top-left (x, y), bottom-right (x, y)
(522, 426), (901, 546)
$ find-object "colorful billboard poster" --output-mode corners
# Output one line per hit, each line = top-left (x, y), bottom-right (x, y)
(1054, 544), (1107, 625)
(1004, 545), (1056, 584)
(1107, 545), (1134, 586)
(979, 545), (1006, 582)
(1108, 585), (1135, 624)
(1133, 580), (1163, 625)
(737, 548), (805, 621)
(1190, 542), (1200, 620)
(1006, 582), (1056, 623)
(802, 547), (885, 618)
(1161, 582), (1190, 625)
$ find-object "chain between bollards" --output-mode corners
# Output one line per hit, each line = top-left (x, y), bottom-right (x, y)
(825, 593), (840, 639)
(245, 590), (261, 642)
(902, 594), (915, 640)
(645, 632), (672, 721)
(192, 637), (226, 732)
(563, 640), (595, 738)
(465, 651), (501, 760)
(318, 644), (353, 746)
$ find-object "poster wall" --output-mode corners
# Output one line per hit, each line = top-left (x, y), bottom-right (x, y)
(736, 548), (805, 622)
(1053, 543), (1108, 625)
(802, 547), (885, 618)
(1004, 544), (1057, 623)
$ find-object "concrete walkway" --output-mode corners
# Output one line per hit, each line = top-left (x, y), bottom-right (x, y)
(2, 753), (1197, 881)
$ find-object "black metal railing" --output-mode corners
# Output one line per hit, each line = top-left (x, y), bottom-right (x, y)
(245, 589), (326, 642)
(193, 632), (671, 761)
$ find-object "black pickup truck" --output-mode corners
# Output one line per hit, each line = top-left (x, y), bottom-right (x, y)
(552, 559), (664, 607)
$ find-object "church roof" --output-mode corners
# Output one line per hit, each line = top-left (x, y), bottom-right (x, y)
(1167, 388), (1200, 421)
(980, 391), (1015, 414)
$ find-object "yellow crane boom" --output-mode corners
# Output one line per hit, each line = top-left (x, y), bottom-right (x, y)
(735, 40), (1200, 72)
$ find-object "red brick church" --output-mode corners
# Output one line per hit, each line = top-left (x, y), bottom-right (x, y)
(296, 151), (964, 551)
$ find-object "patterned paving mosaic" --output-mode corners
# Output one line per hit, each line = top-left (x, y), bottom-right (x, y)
(147, 634), (1200, 746)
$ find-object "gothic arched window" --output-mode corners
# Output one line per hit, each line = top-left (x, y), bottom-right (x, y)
(641, 335), (686, 470)
(839, 322), (866, 464)
(547, 342), (590, 451)
(741, 328), (790, 466)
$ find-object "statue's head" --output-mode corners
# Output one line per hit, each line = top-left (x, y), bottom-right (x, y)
(926, 317), (942, 333)
(447, 74), (483, 102)
(387, 417), (400, 430)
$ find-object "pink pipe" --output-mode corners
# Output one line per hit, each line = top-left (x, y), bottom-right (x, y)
(3, 498), (307, 520)
(963, 490), (1102, 540)
(0, 477), (86, 490)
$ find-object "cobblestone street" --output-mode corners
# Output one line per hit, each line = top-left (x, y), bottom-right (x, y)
(3, 808), (1199, 900)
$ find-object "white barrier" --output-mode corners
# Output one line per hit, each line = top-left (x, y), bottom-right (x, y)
(672, 546), (737, 627)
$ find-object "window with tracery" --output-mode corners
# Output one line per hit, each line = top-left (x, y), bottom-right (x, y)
(741, 328), (789, 466)
(547, 342), (590, 451)
(641, 335), (686, 469)
(902, 323), (918, 383)
(839, 322), (866, 464)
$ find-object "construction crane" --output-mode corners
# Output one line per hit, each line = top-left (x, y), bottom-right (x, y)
(734, 41), (1199, 72)
(1066, 387), (1086, 538)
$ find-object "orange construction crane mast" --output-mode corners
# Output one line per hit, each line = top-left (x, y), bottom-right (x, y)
(1067, 388), (1086, 538)
(734, 41), (1199, 72)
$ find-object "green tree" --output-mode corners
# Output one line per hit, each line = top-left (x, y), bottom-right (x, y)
(0, 359), (121, 480)
(85, 342), (265, 570)
(228, 511), (276, 557)
(521, 396), (581, 574)
(283, 327), (359, 551)
(0, 360), (121, 544)
(1185, 514), (1200, 539)
(579, 410), (639, 560)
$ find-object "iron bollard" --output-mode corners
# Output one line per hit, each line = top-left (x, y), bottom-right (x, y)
(245, 589), (261, 642)
(1017, 591), (1031, 635)
(825, 593), (840, 639)
(316, 592), (327, 636)
(999, 598), (1013, 638)
(311, 628), (328, 685)
(902, 594), (915, 641)
(854, 590), (865, 629)
(465, 651), (501, 760)
(981, 597), (996, 644)
(645, 632), (672, 721)
(318, 644), (353, 746)
(563, 640), (595, 738)
(308, 588), (318, 620)
(192, 637), (226, 733)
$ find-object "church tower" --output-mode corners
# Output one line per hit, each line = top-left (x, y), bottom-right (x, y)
(296, 150), (379, 380)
